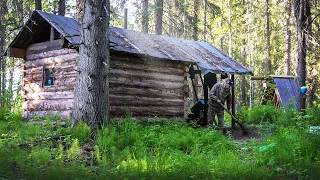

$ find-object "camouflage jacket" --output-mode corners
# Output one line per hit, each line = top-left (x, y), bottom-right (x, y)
(208, 82), (231, 109)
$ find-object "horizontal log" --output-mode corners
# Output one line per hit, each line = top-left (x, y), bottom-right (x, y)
(24, 59), (77, 72)
(24, 83), (74, 93)
(110, 68), (184, 83)
(27, 48), (77, 60)
(109, 86), (183, 98)
(26, 39), (64, 55)
(23, 110), (72, 120)
(25, 53), (78, 68)
(111, 58), (184, 76)
(110, 105), (184, 116)
(25, 91), (74, 100)
(110, 77), (184, 90)
(111, 53), (185, 69)
(23, 99), (74, 111)
(109, 95), (183, 107)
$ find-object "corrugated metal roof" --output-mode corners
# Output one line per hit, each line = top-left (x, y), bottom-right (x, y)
(273, 77), (300, 109)
(8, 10), (253, 75)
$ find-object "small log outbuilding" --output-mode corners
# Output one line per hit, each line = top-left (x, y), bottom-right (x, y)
(6, 11), (252, 119)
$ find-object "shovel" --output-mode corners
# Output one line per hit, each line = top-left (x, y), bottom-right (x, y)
(217, 101), (249, 135)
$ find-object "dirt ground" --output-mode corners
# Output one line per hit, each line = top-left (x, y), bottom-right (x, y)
(221, 126), (262, 142)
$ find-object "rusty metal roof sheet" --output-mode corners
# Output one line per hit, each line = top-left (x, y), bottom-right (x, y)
(7, 10), (253, 75)
(273, 77), (300, 109)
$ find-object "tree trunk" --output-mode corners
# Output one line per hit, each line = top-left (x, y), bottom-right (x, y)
(142, 0), (149, 33)
(203, 0), (207, 41)
(294, 0), (311, 111)
(155, 0), (163, 35)
(72, 0), (110, 135)
(265, 0), (271, 74)
(284, 0), (292, 75)
(58, 0), (66, 16)
(0, 0), (7, 100)
(228, 0), (232, 57)
(35, 0), (42, 10)
(192, 0), (199, 41)
(307, 75), (317, 106)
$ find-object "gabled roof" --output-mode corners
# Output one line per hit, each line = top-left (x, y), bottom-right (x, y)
(7, 10), (253, 75)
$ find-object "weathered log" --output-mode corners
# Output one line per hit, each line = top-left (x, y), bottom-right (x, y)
(27, 48), (77, 60)
(25, 53), (78, 68)
(110, 105), (184, 116)
(23, 99), (74, 111)
(109, 77), (184, 90)
(26, 39), (64, 55)
(24, 83), (74, 93)
(111, 53), (184, 69)
(109, 85), (183, 98)
(111, 58), (184, 75)
(24, 91), (74, 100)
(23, 110), (72, 119)
(109, 94), (183, 107)
(110, 68), (184, 83)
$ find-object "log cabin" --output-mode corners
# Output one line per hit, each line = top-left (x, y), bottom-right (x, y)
(6, 10), (252, 120)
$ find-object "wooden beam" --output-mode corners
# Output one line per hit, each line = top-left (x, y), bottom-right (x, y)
(7, 47), (26, 58)
(250, 76), (266, 80)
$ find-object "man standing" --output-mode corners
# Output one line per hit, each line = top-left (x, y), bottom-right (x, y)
(207, 79), (234, 127)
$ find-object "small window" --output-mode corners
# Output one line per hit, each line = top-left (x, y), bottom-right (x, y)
(43, 68), (54, 86)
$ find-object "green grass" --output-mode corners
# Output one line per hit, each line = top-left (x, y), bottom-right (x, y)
(1, 106), (320, 179)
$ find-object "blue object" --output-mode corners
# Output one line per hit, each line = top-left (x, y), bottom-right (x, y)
(48, 79), (52, 85)
(200, 99), (205, 104)
(300, 86), (307, 95)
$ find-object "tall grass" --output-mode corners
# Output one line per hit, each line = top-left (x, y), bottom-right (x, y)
(1, 106), (320, 179)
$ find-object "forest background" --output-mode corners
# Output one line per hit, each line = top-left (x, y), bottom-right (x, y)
(0, 0), (319, 110)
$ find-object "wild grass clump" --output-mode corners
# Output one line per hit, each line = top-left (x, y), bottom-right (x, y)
(254, 126), (320, 179)
(236, 105), (282, 124)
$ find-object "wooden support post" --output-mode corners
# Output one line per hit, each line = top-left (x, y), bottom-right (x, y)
(203, 77), (208, 126)
(183, 66), (189, 120)
(231, 74), (235, 129)
(50, 26), (55, 41)
(124, 8), (128, 29)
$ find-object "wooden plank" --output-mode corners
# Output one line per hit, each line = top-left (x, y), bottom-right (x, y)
(7, 47), (26, 58)
(26, 39), (64, 55)
(250, 76), (266, 80)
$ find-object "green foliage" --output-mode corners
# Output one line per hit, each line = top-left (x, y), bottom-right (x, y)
(236, 105), (282, 124)
(1, 109), (320, 179)
(71, 121), (91, 144)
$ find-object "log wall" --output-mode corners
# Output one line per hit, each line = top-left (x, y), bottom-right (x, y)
(23, 40), (78, 119)
(23, 40), (188, 119)
(109, 53), (187, 117)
